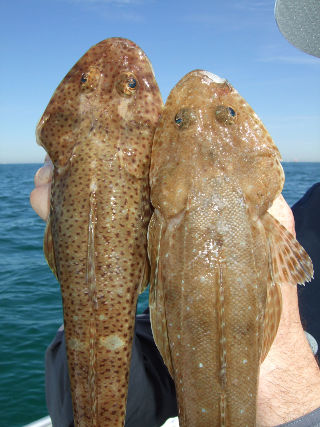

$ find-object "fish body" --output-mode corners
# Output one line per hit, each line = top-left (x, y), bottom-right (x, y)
(148, 70), (313, 426)
(36, 38), (163, 426)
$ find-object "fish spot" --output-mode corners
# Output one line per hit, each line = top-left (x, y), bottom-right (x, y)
(199, 362), (203, 368)
(68, 338), (85, 351)
(201, 408), (206, 413)
(242, 359), (248, 364)
(100, 335), (125, 351)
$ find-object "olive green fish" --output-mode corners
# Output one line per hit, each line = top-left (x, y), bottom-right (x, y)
(36, 38), (163, 426)
(148, 70), (313, 426)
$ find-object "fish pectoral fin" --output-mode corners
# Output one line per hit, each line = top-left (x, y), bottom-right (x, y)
(44, 217), (58, 279)
(262, 212), (314, 286)
(149, 266), (174, 378)
(138, 258), (150, 294)
(148, 213), (174, 378)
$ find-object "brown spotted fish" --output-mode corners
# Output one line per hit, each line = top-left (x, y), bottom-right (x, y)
(148, 70), (313, 426)
(36, 38), (163, 426)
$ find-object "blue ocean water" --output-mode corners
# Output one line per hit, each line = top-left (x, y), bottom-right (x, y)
(0, 162), (319, 426)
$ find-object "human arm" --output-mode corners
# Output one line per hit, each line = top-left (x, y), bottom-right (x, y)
(257, 196), (320, 426)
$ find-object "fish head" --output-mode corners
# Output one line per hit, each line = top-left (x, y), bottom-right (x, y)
(150, 70), (284, 217)
(36, 38), (163, 177)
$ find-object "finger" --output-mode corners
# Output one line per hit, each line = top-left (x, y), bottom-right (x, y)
(30, 183), (51, 221)
(268, 194), (296, 236)
(34, 160), (53, 187)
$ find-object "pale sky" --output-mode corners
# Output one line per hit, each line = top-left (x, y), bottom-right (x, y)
(1, 0), (319, 163)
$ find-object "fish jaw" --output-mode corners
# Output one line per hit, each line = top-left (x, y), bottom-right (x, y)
(148, 70), (287, 426)
(39, 38), (163, 426)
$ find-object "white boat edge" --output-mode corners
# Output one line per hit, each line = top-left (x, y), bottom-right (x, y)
(24, 415), (179, 426)
(161, 416), (180, 426)
(24, 416), (52, 427)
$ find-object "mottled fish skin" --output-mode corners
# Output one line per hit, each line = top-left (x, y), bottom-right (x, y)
(36, 38), (163, 426)
(148, 70), (313, 426)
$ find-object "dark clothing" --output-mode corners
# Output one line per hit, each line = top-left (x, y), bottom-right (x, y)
(293, 183), (320, 350)
(46, 184), (320, 426)
(278, 407), (320, 427)
(45, 311), (177, 427)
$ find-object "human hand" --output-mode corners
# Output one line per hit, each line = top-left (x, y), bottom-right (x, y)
(30, 155), (53, 221)
(257, 195), (320, 426)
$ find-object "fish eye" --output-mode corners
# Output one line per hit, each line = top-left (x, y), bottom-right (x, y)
(174, 108), (196, 130)
(116, 72), (139, 97)
(215, 105), (237, 125)
(128, 77), (137, 89)
(80, 73), (88, 83)
(80, 67), (100, 91)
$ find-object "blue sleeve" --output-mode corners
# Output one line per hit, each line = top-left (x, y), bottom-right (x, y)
(292, 182), (320, 356)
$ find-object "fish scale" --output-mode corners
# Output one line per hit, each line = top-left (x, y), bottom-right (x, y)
(152, 178), (265, 426)
(36, 38), (163, 426)
(148, 70), (313, 426)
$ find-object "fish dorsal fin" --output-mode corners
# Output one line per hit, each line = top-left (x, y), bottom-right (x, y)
(44, 216), (58, 279)
(262, 212), (314, 287)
